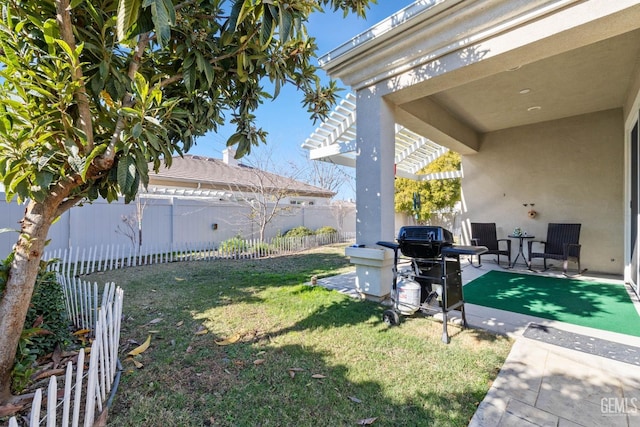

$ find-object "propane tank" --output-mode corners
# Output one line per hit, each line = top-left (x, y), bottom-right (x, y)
(397, 277), (421, 315)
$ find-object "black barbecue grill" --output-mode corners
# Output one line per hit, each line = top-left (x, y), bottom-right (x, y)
(377, 225), (487, 343)
(396, 225), (454, 259)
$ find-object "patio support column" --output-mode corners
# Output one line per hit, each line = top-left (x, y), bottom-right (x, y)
(345, 91), (396, 300)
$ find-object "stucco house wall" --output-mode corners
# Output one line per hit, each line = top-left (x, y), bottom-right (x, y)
(461, 109), (624, 274)
(303, 0), (640, 298)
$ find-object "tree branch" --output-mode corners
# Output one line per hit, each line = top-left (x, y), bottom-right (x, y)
(55, 195), (85, 217)
(55, 0), (95, 153)
(94, 33), (151, 171)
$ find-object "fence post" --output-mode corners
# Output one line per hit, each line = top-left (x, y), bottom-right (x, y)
(46, 376), (57, 426)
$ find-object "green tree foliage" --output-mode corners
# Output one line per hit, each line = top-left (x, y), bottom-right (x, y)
(0, 0), (376, 402)
(394, 151), (461, 223)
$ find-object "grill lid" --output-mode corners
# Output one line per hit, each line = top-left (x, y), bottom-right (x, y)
(396, 226), (454, 259)
(397, 226), (454, 243)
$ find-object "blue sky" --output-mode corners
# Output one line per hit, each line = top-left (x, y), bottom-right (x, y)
(189, 0), (417, 197)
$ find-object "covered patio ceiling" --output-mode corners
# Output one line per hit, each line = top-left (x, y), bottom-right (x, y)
(303, 0), (640, 172)
(401, 27), (640, 135)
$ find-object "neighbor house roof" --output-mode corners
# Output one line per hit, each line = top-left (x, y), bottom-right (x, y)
(147, 154), (335, 199)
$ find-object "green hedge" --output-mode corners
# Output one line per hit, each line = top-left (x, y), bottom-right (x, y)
(284, 226), (315, 237)
(315, 226), (337, 235)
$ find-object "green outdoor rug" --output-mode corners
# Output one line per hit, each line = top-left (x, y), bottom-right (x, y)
(463, 270), (640, 337)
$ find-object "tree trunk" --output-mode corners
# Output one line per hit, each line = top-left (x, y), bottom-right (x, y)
(0, 198), (58, 403)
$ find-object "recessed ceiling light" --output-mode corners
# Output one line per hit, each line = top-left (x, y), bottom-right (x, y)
(527, 106), (541, 111)
(519, 88), (531, 94)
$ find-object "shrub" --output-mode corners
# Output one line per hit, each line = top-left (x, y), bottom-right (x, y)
(315, 226), (337, 235)
(219, 236), (276, 257)
(251, 241), (276, 256)
(270, 231), (286, 247)
(284, 226), (315, 237)
(219, 235), (248, 253)
(26, 263), (73, 355)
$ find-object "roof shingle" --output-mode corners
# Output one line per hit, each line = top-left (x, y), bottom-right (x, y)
(149, 155), (335, 198)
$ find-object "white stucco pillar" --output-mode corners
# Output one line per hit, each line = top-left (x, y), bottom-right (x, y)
(345, 91), (396, 300)
(355, 92), (397, 244)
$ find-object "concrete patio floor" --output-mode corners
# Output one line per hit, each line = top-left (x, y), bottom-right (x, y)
(316, 259), (640, 427)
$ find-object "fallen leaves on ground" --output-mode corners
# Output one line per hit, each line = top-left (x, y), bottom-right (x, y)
(31, 368), (66, 382)
(73, 328), (92, 345)
(215, 333), (240, 346)
(311, 374), (326, 379)
(288, 367), (304, 378)
(127, 335), (151, 356)
(0, 403), (24, 417)
(194, 325), (208, 335)
(51, 344), (62, 369)
(356, 417), (377, 425)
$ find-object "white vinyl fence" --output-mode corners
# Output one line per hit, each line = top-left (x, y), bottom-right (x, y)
(0, 195), (357, 258)
(44, 232), (355, 277)
(8, 276), (123, 427)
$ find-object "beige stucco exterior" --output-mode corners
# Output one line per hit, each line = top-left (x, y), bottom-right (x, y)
(312, 0), (640, 298)
(462, 109), (625, 274)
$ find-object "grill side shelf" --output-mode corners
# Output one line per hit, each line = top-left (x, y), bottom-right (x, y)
(441, 245), (488, 256)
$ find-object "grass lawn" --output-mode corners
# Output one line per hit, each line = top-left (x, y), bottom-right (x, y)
(101, 244), (512, 426)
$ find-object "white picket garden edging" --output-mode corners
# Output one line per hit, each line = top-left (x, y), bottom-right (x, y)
(8, 278), (123, 427)
(43, 232), (355, 277)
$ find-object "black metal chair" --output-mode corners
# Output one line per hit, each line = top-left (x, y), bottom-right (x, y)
(469, 222), (511, 268)
(528, 223), (585, 275)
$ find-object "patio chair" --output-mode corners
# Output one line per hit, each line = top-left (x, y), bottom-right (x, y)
(469, 222), (511, 268)
(527, 223), (585, 275)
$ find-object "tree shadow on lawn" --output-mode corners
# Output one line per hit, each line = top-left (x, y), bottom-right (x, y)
(102, 251), (508, 356)
(109, 339), (488, 427)
(223, 343), (489, 427)
(107, 252), (510, 426)
(257, 285), (509, 346)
